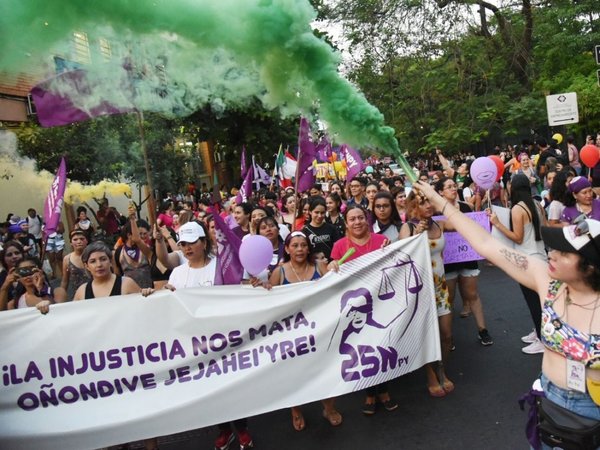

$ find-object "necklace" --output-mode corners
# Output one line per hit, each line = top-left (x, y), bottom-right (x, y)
(289, 262), (309, 282)
(565, 288), (600, 310)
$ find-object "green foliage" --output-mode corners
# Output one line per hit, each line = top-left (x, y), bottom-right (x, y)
(326, 0), (600, 154)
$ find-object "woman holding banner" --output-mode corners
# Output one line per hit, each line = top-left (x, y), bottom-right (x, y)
(328, 206), (397, 414)
(488, 174), (547, 354)
(0, 241), (24, 310)
(73, 241), (142, 300)
(435, 177), (493, 346)
(268, 231), (341, 430)
(412, 179), (600, 449)
(400, 192), (454, 397)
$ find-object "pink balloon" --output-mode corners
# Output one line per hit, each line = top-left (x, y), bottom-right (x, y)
(239, 235), (273, 276)
(470, 157), (497, 190)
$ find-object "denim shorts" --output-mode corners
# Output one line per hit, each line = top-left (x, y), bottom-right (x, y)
(540, 373), (600, 421)
(445, 268), (480, 280)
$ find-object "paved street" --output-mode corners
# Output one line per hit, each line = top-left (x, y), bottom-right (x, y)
(131, 264), (539, 450)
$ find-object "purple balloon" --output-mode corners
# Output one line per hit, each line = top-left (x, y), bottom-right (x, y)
(239, 235), (273, 276)
(470, 157), (497, 190)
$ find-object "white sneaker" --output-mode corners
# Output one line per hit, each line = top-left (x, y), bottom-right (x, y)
(522, 339), (544, 354)
(521, 329), (537, 344)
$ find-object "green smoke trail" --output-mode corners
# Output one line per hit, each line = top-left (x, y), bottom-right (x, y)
(0, 0), (407, 165)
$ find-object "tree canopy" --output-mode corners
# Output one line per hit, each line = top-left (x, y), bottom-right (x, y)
(322, 0), (600, 153)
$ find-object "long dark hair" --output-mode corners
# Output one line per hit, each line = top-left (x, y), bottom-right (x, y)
(549, 170), (570, 204)
(373, 191), (401, 226)
(0, 240), (24, 269)
(510, 174), (541, 241)
(326, 192), (343, 214)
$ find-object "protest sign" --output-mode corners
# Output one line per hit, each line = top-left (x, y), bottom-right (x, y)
(433, 212), (490, 264)
(0, 235), (439, 449)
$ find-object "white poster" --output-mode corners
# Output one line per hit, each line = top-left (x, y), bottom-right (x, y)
(0, 234), (440, 450)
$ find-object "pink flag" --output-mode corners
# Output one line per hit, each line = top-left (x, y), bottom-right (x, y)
(296, 117), (317, 192)
(235, 165), (254, 204)
(43, 157), (67, 240)
(212, 213), (244, 285)
(341, 144), (365, 180)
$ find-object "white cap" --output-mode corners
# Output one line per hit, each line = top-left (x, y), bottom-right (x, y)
(176, 221), (205, 244)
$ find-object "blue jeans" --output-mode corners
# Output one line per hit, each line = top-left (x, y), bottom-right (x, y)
(541, 373), (600, 420)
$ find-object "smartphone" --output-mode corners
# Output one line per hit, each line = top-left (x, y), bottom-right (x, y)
(16, 267), (36, 277)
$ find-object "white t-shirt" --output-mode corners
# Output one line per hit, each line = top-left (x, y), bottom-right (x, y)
(168, 257), (217, 289)
(27, 215), (43, 239)
(548, 200), (565, 222)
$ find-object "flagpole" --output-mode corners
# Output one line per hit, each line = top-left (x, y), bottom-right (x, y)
(293, 122), (303, 231)
(136, 111), (156, 225)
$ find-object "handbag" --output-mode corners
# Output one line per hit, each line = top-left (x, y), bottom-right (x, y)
(537, 396), (600, 449)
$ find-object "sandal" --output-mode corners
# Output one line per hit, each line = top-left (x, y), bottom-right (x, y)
(322, 409), (343, 426)
(442, 379), (455, 393)
(362, 401), (376, 415)
(291, 412), (305, 431)
(427, 384), (446, 398)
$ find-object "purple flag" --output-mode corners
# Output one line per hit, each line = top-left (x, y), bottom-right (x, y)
(235, 164), (254, 204)
(296, 117), (317, 192)
(212, 213), (244, 285)
(43, 157), (67, 240)
(30, 70), (133, 127)
(341, 144), (365, 180)
(315, 135), (332, 162)
(240, 146), (248, 178)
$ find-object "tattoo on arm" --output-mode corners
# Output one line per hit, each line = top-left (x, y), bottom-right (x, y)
(499, 248), (529, 270)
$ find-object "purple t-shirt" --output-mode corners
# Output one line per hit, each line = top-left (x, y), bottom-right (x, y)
(560, 199), (600, 224)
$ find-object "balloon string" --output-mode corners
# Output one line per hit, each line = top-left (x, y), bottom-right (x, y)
(486, 189), (491, 208)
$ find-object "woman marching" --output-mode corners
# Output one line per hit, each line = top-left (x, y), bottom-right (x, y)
(435, 177), (493, 346)
(400, 192), (454, 397)
(328, 205), (398, 414)
(268, 231), (341, 430)
(412, 179), (600, 449)
(302, 196), (340, 263)
(488, 174), (547, 354)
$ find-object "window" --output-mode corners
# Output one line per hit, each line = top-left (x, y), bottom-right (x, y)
(72, 31), (91, 64)
(99, 37), (112, 61)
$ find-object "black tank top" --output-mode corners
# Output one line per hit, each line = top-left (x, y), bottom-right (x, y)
(84, 276), (123, 299)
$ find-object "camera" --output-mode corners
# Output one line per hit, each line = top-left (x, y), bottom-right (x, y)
(16, 266), (36, 277)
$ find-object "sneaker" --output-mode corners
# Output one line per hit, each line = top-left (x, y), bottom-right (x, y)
(521, 329), (537, 344)
(237, 429), (254, 450)
(214, 430), (235, 450)
(522, 338), (544, 354)
(478, 329), (494, 346)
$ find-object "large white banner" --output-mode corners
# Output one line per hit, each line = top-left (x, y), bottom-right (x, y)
(0, 234), (440, 450)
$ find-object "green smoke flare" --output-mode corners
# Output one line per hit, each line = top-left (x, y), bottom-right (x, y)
(0, 0), (402, 157)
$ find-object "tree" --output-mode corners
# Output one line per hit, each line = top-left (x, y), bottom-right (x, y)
(324, 0), (600, 153)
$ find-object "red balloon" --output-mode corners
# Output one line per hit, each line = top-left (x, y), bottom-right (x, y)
(488, 155), (505, 181)
(580, 144), (600, 168)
